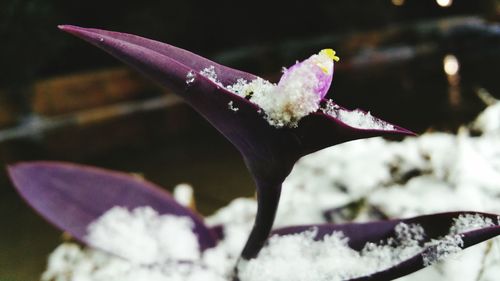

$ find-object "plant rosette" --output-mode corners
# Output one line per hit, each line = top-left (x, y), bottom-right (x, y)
(8, 26), (500, 281)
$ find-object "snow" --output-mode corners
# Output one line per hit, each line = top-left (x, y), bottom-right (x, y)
(42, 101), (500, 280)
(422, 235), (464, 266)
(173, 184), (195, 208)
(48, 210), (470, 281)
(248, 51), (331, 128)
(205, 198), (257, 257)
(225, 78), (252, 97)
(199, 66), (220, 85)
(474, 96), (500, 134)
(199, 52), (394, 130)
(200, 50), (340, 128)
(321, 99), (395, 130)
(239, 214), (494, 280)
(240, 222), (467, 281)
(225, 63), (326, 128)
(85, 206), (200, 264)
(449, 214), (495, 235)
(185, 71), (196, 85)
(42, 243), (226, 281)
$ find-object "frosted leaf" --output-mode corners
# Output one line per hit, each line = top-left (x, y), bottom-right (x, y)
(322, 99), (395, 130)
(239, 218), (483, 281)
(225, 73), (320, 128)
(239, 224), (428, 281)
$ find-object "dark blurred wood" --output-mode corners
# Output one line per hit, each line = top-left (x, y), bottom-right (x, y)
(0, 16), (498, 154)
(42, 102), (193, 161)
(0, 89), (20, 128)
(32, 68), (159, 116)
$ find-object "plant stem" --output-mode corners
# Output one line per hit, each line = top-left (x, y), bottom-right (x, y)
(232, 181), (282, 280)
(240, 181), (282, 259)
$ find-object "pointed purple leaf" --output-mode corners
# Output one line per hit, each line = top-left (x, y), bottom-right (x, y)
(58, 25), (413, 182)
(273, 212), (500, 281)
(58, 25), (415, 259)
(8, 161), (218, 251)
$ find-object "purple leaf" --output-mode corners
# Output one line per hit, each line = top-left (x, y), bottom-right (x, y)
(273, 212), (500, 280)
(58, 25), (415, 259)
(57, 25), (412, 181)
(8, 161), (218, 251)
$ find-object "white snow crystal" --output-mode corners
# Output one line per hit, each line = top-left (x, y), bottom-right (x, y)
(228, 101), (239, 112)
(449, 214), (495, 235)
(200, 66), (222, 86)
(225, 78), (251, 97)
(186, 70), (196, 85)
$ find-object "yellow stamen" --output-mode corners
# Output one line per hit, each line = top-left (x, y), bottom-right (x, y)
(318, 65), (330, 74)
(320, 49), (340, 62)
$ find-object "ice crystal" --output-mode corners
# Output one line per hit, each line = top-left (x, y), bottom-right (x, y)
(186, 70), (196, 85)
(449, 214), (495, 235)
(228, 101), (239, 112)
(225, 78), (251, 97)
(200, 66), (221, 85)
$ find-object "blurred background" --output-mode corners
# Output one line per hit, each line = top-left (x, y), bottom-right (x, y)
(2, 0), (500, 280)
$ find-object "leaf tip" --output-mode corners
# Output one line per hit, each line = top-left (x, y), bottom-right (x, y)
(6, 161), (27, 183)
(58, 24), (78, 31)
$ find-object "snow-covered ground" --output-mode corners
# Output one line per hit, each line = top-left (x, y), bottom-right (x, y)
(41, 101), (500, 281)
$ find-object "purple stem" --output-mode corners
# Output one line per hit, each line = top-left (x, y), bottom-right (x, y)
(240, 181), (282, 260)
